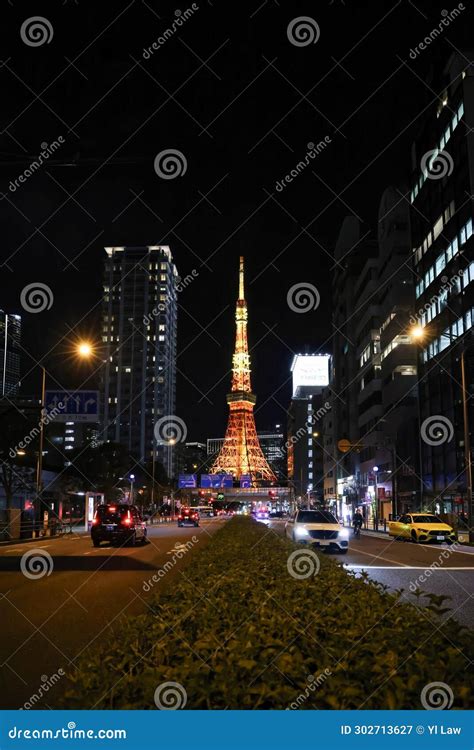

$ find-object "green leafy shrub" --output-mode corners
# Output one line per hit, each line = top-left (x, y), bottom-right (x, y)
(63, 518), (473, 709)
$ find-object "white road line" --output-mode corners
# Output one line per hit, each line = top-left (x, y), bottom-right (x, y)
(83, 552), (92, 556)
(3, 548), (26, 554)
(348, 548), (412, 567)
(345, 564), (474, 570)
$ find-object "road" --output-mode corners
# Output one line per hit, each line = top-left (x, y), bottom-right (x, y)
(270, 521), (474, 627)
(0, 519), (225, 710)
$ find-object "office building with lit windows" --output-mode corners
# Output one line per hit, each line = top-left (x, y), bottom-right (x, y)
(409, 53), (474, 512)
(0, 310), (21, 397)
(287, 354), (331, 502)
(100, 246), (178, 477)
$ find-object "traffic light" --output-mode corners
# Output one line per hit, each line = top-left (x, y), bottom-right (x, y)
(217, 493), (225, 501)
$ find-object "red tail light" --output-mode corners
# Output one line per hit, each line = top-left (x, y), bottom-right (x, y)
(122, 510), (132, 526)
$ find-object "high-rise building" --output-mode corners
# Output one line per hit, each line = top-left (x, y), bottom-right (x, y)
(210, 257), (276, 485)
(0, 311), (21, 397)
(100, 246), (178, 477)
(409, 52), (474, 515)
(328, 187), (419, 521)
(287, 354), (331, 502)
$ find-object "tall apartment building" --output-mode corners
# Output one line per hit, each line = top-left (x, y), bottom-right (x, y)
(409, 52), (474, 515)
(330, 219), (376, 518)
(329, 188), (419, 520)
(287, 354), (330, 502)
(0, 310), (21, 397)
(100, 246), (178, 477)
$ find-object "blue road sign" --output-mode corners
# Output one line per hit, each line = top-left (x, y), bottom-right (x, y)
(178, 474), (197, 488)
(240, 474), (252, 488)
(201, 474), (233, 489)
(45, 390), (99, 422)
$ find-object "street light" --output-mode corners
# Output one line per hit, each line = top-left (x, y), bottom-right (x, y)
(129, 474), (135, 504)
(76, 341), (94, 358)
(373, 466), (379, 528)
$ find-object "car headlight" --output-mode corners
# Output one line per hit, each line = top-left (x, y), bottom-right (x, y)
(339, 528), (349, 538)
(295, 527), (309, 537)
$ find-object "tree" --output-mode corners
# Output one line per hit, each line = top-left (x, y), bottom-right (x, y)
(0, 404), (38, 511)
(64, 441), (134, 501)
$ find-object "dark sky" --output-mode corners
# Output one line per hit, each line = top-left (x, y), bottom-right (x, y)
(1, 0), (471, 441)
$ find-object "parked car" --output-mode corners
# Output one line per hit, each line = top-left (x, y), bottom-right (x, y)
(178, 508), (200, 527)
(388, 513), (456, 544)
(285, 509), (349, 553)
(91, 504), (147, 547)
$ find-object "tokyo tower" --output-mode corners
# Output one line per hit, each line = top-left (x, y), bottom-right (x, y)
(210, 257), (277, 485)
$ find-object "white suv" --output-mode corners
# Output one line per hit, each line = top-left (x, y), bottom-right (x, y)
(285, 509), (349, 554)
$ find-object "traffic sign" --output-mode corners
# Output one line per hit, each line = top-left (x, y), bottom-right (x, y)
(45, 390), (99, 423)
(337, 438), (351, 453)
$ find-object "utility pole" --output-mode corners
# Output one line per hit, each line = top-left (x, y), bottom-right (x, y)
(461, 349), (473, 542)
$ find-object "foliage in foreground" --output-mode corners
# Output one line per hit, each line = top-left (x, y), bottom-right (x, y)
(64, 518), (474, 709)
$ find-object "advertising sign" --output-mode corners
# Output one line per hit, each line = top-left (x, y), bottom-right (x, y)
(291, 354), (330, 395)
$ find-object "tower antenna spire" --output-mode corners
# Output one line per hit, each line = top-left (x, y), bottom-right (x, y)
(210, 256), (276, 486)
(239, 256), (245, 300)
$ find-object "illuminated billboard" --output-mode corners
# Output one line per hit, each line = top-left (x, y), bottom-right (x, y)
(291, 354), (330, 395)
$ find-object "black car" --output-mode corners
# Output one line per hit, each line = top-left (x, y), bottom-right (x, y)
(177, 508), (200, 527)
(91, 504), (147, 547)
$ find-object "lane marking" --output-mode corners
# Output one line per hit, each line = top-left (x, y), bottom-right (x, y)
(345, 564), (474, 570)
(347, 548), (412, 567)
(83, 551), (92, 555)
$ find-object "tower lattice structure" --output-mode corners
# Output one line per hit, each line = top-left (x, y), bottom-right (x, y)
(211, 257), (277, 485)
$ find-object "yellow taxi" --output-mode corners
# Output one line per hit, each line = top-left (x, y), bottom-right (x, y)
(388, 513), (456, 544)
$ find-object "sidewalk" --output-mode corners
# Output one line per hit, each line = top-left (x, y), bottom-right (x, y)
(0, 529), (87, 547)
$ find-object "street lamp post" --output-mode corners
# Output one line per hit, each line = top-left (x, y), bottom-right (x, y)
(129, 474), (135, 504)
(34, 366), (46, 532)
(373, 466), (379, 529)
(460, 349), (473, 542)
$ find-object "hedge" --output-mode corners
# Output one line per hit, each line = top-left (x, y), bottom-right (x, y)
(63, 517), (474, 709)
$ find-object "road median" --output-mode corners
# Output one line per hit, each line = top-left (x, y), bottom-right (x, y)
(63, 517), (474, 710)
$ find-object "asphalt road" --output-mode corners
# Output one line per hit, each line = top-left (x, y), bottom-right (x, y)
(0, 519), (225, 709)
(270, 520), (474, 628)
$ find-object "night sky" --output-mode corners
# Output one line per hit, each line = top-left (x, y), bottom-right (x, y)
(1, 0), (471, 442)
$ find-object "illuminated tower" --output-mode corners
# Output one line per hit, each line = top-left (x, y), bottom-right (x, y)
(211, 257), (276, 485)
